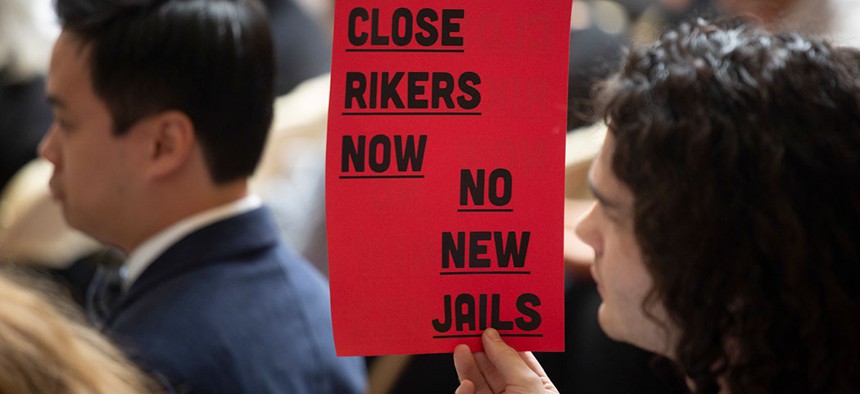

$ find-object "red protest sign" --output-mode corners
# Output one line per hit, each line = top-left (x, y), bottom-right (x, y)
(326, 0), (570, 356)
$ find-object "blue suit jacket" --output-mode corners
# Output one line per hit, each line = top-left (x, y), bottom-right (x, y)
(104, 207), (366, 393)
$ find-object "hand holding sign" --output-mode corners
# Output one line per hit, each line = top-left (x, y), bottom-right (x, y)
(453, 329), (560, 394)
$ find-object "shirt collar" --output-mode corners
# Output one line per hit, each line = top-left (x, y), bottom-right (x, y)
(122, 194), (263, 289)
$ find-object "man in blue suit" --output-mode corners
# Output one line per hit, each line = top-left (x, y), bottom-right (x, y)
(38, 0), (366, 392)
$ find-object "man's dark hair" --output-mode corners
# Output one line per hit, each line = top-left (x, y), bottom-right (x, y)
(55, 0), (275, 183)
(599, 19), (860, 393)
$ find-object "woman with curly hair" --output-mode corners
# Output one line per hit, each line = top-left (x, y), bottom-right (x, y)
(454, 20), (860, 394)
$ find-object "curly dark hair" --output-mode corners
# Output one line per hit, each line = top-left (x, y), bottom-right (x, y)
(598, 19), (860, 393)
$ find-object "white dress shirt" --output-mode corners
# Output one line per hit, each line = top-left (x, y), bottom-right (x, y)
(122, 194), (263, 289)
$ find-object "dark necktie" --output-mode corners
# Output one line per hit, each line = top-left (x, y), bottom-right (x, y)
(86, 263), (124, 327)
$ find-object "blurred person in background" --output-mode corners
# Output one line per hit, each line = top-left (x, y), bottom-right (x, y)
(0, 0), (56, 191)
(261, 0), (331, 95)
(0, 268), (155, 393)
(714, 0), (860, 46)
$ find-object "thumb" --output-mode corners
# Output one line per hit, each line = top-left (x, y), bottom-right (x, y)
(455, 379), (476, 394)
(481, 328), (533, 380)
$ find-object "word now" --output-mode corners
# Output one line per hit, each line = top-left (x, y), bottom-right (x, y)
(341, 134), (427, 173)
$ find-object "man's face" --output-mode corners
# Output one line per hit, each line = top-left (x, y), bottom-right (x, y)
(39, 32), (138, 246)
(575, 133), (675, 357)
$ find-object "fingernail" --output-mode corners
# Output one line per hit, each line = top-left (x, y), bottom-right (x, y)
(485, 328), (500, 341)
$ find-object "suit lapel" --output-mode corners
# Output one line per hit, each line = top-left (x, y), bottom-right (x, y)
(103, 206), (280, 326)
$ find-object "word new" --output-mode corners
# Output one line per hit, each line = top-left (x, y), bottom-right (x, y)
(442, 231), (530, 268)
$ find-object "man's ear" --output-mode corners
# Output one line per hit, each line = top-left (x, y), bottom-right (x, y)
(141, 110), (196, 180)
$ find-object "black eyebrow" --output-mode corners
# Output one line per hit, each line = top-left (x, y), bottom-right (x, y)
(587, 176), (622, 211)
